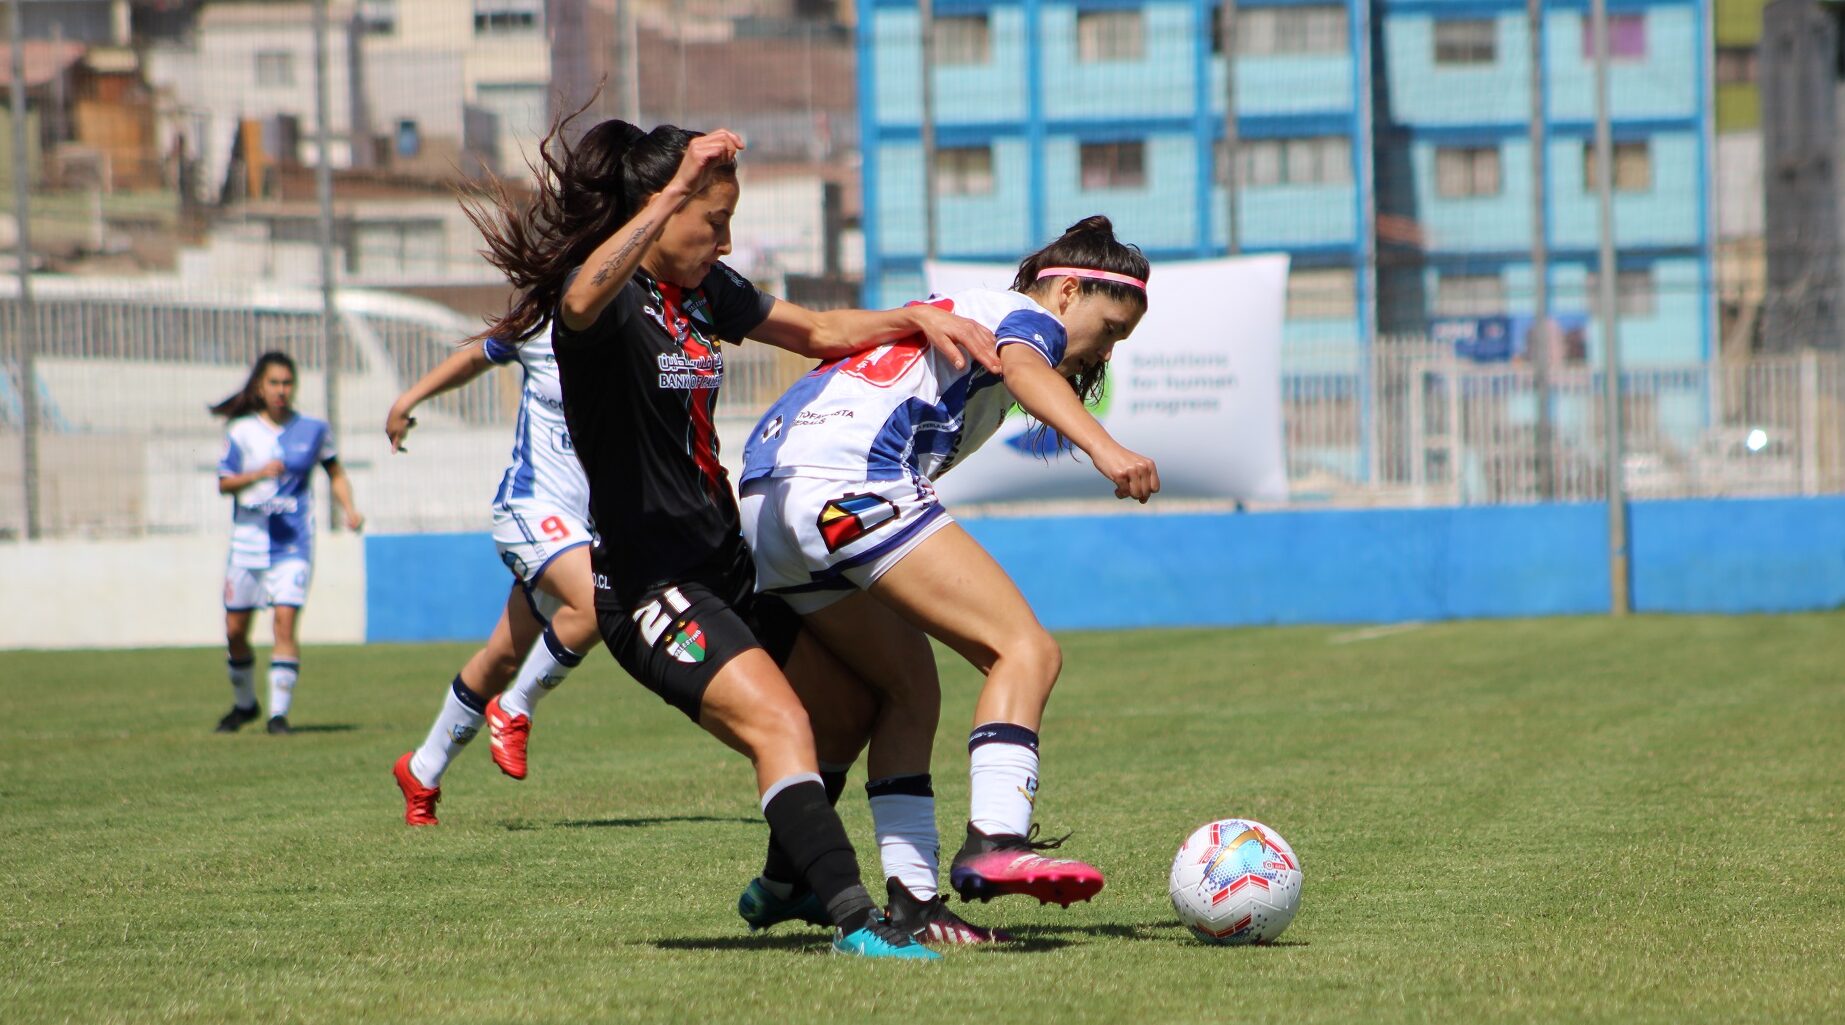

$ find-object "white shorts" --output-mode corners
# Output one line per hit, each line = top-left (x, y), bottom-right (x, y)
(224, 558), (312, 611)
(739, 475), (954, 615)
(492, 501), (593, 621)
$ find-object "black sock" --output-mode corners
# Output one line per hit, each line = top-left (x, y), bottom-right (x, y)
(761, 766), (849, 887)
(761, 777), (875, 931)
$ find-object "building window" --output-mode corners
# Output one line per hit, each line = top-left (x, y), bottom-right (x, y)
(1716, 46), (1757, 85)
(1583, 140), (1652, 192)
(358, 0), (396, 34)
(1435, 146), (1501, 197)
(255, 51), (295, 88)
(474, 0), (540, 34)
(1581, 13), (1647, 61)
(1433, 19), (1496, 65)
(1235, 5), (1348, 56)
(1587, 268), (1657, 318)
(1287, 268), (1358, 320)
(935, 15), (991, 66)
(1226, 137), (1352, 187)
(1435, 273), (1507, 317)
(936, 146), (995, 196)
(395, 119), (421, 159)
(1077, 11), (1145, 62)
(1080, 141), (1147, 190)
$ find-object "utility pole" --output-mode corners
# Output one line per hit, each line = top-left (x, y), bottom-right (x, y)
(312, 0), (342, 530)
(1528, 0), (1554, 499)
(8, 0), (41, 538)
(1220, 0), (1241, 254)
(1589, 0), (1630, 613)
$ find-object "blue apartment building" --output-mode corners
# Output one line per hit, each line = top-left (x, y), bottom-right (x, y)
(858, 0), (1713, 371)
(858, 0), (1376, 363)
(1375, 0), (1713, 368)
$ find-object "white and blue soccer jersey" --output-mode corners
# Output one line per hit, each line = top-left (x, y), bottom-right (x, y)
(218, 414), (336, 569)
(484, 331), (591, 519)
(740, 288), (1066, 486)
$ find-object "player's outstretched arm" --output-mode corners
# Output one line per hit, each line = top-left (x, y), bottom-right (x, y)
(559, 130), (744, 332)
(748, 299), (1001, 372)
(386, 341), (494, 453)
(1002, 345), (1160, 503)
(324, 458), (365, 532)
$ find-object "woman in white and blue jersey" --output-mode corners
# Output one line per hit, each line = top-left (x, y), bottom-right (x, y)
(212, 351), (363, 735)
(385, 329), (602, 825)
(738, 217), (1158, 922)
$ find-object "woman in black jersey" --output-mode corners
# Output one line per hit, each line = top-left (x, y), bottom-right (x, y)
(464, 111), (995, 960)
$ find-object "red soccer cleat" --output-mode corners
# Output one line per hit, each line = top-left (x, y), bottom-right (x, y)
(484, 695), (530, 780)
(948, 824), (1106, 908)
(393, 752), (441, 826)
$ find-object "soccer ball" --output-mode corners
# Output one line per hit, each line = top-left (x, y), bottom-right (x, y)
(1169, 818), (1303, 945)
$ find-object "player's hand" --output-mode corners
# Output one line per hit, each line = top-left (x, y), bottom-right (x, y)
(667, 129), (745, 202)
(1092, 442), (1160, 504)
(345, 509), (366, 532)
(386, 404), (417, 453)
(258, 459), (285, 480)
(911, 305), (1001, 373)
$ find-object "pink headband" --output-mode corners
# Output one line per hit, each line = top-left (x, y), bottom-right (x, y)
(1036, 266), (1146, 290)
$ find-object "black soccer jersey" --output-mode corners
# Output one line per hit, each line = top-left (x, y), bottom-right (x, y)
(551, 261), (776, 607)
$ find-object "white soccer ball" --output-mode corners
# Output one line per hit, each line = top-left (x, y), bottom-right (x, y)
(1169, 818), (1303, 945)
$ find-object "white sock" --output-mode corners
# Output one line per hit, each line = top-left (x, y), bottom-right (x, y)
(227, 657), (257, 709)
(268, 659), (299, 718)
(867, 776), (939, 900)
(498, 624), (583, 719)
(967, 723), (1040, 838)
(409, 676), (486, 788)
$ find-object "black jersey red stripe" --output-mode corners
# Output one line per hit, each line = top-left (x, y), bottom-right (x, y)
(551, 263), (776, 608)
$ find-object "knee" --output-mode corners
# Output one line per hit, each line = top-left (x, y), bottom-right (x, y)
(1003, 628), (1062, 690)
(744, 698), (817, 762)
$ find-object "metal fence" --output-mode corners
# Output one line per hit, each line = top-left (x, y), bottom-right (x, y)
(1, 0), (1837, 540)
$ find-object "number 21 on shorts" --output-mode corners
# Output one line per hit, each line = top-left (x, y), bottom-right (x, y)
(631, 587), (692, 646)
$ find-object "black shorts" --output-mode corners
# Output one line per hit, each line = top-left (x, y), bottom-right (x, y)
(596, 545), (802, 721)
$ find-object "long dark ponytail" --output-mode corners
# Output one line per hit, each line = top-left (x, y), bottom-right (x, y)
(1013, 215), (1149, 405)
(210, 351), (297, 419)
(462, 97), (724, 344)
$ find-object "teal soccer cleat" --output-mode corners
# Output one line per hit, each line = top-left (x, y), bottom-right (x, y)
(737, 878), (830, 932)
(831, 915), (943, 960)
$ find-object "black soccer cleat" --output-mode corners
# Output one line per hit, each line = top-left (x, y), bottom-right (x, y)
(266, 715), (293, 735)
(215, 703), (261, 733)
(885, 877), (1015, 944)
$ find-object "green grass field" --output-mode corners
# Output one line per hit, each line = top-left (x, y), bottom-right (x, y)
(4, 615), (1843, 1024)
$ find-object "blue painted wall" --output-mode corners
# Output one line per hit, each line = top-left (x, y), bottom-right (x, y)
(364, 532), (516, 644)
(364, 498), (1845, 641)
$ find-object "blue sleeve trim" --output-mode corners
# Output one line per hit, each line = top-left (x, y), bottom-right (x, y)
(994, 309), (1066, 367)
(482, 337), (519, 365)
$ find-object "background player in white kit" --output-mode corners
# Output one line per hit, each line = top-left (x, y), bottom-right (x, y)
(737, 217), (1157, 937)
(212, 351), (363, 735)
(385, 330), (601, 825)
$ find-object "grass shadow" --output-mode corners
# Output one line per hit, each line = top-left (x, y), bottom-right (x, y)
(285, 723), (359, 734)
(501, 815), (762, 832)
(650, 934), (825, 953)
(1009, 921), (1189, 943)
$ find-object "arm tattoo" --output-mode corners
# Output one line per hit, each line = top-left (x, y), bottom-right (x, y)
(588, 221), (656, 287)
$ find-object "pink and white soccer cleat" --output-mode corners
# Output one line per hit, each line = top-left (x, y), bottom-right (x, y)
(948, 824), (1105, 908)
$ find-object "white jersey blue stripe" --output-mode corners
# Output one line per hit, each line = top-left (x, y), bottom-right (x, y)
(741, 288), (1066, 486)
(486, 331), (591, 519)
(218, 413), (335, 569)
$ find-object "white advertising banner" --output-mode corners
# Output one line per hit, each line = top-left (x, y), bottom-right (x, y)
(923, 254), (1290, 504)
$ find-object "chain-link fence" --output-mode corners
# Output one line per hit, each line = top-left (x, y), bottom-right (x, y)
(0, 0), (1833, 539)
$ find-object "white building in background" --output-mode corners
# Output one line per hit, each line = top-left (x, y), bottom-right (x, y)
(144, 2), (366, 196)
(145, 0), (552, 202)
(358, 0), (552, 173)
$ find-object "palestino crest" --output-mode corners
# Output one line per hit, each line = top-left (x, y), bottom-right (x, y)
(665, 619), (708, 664)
